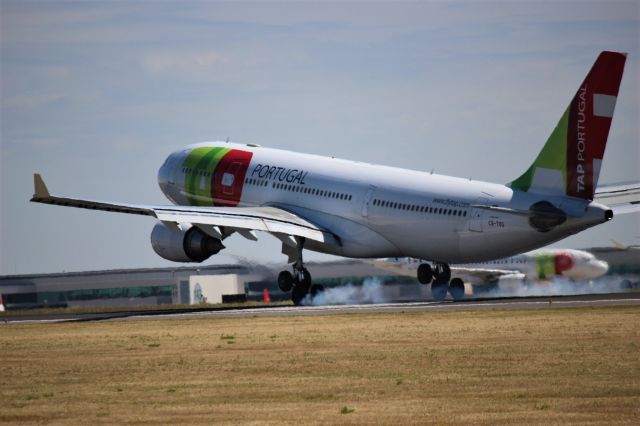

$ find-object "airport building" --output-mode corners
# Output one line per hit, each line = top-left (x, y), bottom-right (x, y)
(0, 260), (415, 310)
(0, 264), (257, 309)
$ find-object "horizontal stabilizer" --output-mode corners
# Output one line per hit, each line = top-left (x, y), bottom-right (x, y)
(470, 204), (566, 218)
(595, 181), (640, 215)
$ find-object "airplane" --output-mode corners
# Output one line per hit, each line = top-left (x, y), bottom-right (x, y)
(371, 248), (609, 300)
(31, 51), (639, 305)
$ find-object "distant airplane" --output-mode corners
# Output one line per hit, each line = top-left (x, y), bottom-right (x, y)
(32, 51), (638, 305)
(372, 248), (609, 300)
(610, 239), (640, 251)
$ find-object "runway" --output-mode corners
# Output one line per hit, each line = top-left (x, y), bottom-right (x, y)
(3, 291), (639, 324)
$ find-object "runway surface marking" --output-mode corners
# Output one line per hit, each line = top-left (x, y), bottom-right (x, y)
(146, 297), (640, 320)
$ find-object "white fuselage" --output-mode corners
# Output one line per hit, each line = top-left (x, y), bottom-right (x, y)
(376, 248), (609, 283)
(159, 142), (611, 263)
(461, 248), (609, 281)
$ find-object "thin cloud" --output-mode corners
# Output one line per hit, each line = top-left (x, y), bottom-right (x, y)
(3, 92), (66, 109)
(142, 51), (227, 76)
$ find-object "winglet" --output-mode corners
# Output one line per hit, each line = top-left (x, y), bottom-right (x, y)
(33, 173), (50, 199)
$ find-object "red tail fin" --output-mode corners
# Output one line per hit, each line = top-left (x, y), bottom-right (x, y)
(566, 51), (626, 199)
(510, 51), (627, 201)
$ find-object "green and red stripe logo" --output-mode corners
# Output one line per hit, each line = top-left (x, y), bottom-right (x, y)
(183, 147), (253, 207)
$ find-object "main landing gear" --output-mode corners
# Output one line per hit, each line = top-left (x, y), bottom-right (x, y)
(277, 237), (324, 306)
(417, 262), (465, 301)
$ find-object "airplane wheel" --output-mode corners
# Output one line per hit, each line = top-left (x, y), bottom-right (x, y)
(278, 271), (294, 292)
(417, 264), (433, 284)
(431, 280), (448, 301)
(449, 278), (465, 300)
(291, 283), (310, 306)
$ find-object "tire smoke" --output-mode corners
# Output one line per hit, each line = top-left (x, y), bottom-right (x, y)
(304, 277), (388, 306)
(479, 274), (634, 298)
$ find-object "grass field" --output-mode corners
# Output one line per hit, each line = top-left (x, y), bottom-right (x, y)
(1, 307), (639, 425)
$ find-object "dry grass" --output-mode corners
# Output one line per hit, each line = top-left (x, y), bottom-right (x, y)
(0, 301), (290, 318)
(1, 307), (639, 425)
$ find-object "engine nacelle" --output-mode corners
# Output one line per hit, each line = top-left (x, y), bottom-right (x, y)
(151, 222), (224, 262)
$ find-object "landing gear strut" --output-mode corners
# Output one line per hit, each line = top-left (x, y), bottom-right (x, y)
(278, 237), (318, 306)
(416, 262), (464, 301)
(431, 262), (450, 301)
(433, 263), (451, 283)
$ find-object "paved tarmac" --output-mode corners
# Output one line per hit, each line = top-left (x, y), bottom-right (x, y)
(3, 292), (639, 324)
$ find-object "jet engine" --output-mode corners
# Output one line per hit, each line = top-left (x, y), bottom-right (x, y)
(150, 222), (224, 262)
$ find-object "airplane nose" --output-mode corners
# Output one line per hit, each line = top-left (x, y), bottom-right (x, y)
(158, 151), (183, 204)
(591, 260), (609, 275)
(158, 162), (168, 186)
(158, 152), (179, 187)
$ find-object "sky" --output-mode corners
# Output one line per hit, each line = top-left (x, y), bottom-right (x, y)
(1, 1), (638, 275)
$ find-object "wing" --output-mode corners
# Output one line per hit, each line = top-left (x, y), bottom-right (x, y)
(595, 181), (640, 215)
(448, 267), (525, 284)
(30, 174), (339, 245)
